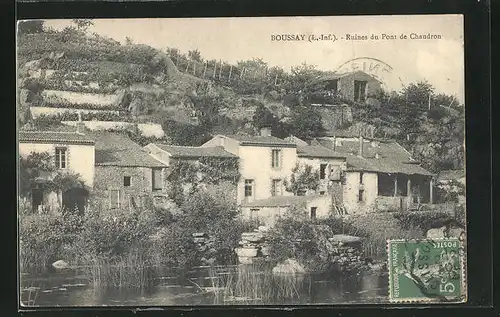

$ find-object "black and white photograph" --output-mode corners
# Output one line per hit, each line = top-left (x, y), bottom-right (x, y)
(17, 16), (466, 306)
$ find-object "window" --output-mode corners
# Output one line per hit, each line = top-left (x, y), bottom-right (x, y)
(325, 79), (339, 93)
(250, 208), (259, 220)
(152, 168), (163, 191)
(271, 149), (281, 169)
(271, 179), (282, 196)
(354, 80), (368, 102)
(109, 190), (121, 209)
(359, 172), (364, 184)
(310, 207), (317, 220)
(319, 164), (328, 180)
(123, 176), (131, 187)
(329, 165), (341, 181)
(358, 189), (364, 202)
(55, 147), (67, 169)
(244, 180), (254, 197)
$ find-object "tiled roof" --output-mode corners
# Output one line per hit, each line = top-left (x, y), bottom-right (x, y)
(222, 134), (296, 147)
(19, 131), (95, 145)
(284, 135), (308, 146)
(155, 144), (237, 158)
(315, 138), (432, 176)
(297, 145), (346, 159)
(437, 169), (465, 181)
(242, 195), (322, 208)
(92, 132), (166, 168)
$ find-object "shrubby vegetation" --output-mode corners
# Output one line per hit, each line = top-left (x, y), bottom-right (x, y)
(19, 187), (253, 286)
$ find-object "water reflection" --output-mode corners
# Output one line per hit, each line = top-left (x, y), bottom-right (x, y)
(21, 265), (389, 306)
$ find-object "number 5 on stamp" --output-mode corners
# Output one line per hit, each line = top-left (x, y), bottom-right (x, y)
(387, 238), (466, 303)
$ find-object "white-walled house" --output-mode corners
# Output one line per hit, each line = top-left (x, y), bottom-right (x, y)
(19, 130), (95, 187)
(18, 124), (95, 213)
(313, 135), (434, 214)
(201, 128), (297, 205)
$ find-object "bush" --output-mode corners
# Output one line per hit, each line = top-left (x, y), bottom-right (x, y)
(335, 213), (424, 260)
(267, 204), (333, 273)
(393, 210), (459, 233)
(19, 211), (84, 272)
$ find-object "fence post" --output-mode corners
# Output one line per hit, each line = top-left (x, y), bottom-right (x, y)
(228, 65), (233, 82)
(274, 73), (278, 86)
(219, 60), (223, 80)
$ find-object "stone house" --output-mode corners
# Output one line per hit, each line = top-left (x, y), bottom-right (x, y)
(313, 135), (434, 214)
(313, 71), (382, 103)
(143, 143), (239, 201)
(201, 127), (297, 205)
(18, 123), (95, 213)
(91, 131), (168, 211)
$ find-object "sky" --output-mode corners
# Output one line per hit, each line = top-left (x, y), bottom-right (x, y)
(44, 15), (464, 103)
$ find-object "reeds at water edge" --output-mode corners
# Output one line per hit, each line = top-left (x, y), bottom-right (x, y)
(81, 252), (157, 289)
(207, 261), (304, 304)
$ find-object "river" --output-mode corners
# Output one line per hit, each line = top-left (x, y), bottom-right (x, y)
(20, 265), (389, 306)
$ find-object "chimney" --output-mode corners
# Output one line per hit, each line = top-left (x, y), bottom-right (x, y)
(358, 135), (364, 157)
(260, 126), (271, 137)
(76, 111), (85, 135)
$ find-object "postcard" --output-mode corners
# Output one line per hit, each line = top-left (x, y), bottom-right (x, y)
(17, 16), (466, 307)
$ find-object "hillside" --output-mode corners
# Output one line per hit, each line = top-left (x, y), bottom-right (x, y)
(17, 20), (465, 173)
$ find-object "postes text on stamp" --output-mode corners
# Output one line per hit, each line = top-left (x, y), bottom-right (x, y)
(388, 238), (466, 303)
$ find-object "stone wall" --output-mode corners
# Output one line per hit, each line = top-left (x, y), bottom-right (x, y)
(327, 235), (364, 272)
(234, 226), (364, 272)
(31, 107), (118, 118)
(234, 226), (271, 264)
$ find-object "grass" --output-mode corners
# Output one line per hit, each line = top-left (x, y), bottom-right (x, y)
(81, 251), (157, 289)
(207, 261), (304, 304)
(341, 212), (424, 260)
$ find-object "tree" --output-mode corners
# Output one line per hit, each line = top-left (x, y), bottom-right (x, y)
(125, 37), (134, 45)
(252, 104), (276, 129)
(188, 49), (202, 62)
(286, 62), (323, 94)
(72, 19), (94, 32)
(19, 152), (56, 197)
(283, 163), (320, 195)
(18, 20), (45, 35)
(287, 106), (325, 140)
(401, 81), (434, 108)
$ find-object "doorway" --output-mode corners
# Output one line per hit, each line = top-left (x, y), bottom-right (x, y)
(31, 188), (43, 213)
(354, 80), (368, 102)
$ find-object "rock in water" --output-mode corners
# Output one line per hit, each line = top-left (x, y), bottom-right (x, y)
(272, 259), (306, 275)
(52, 260), (69, 270)
(426, 226), (446, 239)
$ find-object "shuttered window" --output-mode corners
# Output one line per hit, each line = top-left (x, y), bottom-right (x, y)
(109, 190), (120, 209)
(329, 165), (341, 181)
(271, 149), (281, 169)
(244, 180), (254, 197)
(152, 168), (163, 190)
(271, 179), (282, 196)
(55, 147), (68, 169)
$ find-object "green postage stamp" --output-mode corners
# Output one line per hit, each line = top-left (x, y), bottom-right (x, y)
(388, 238), (466, 303)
